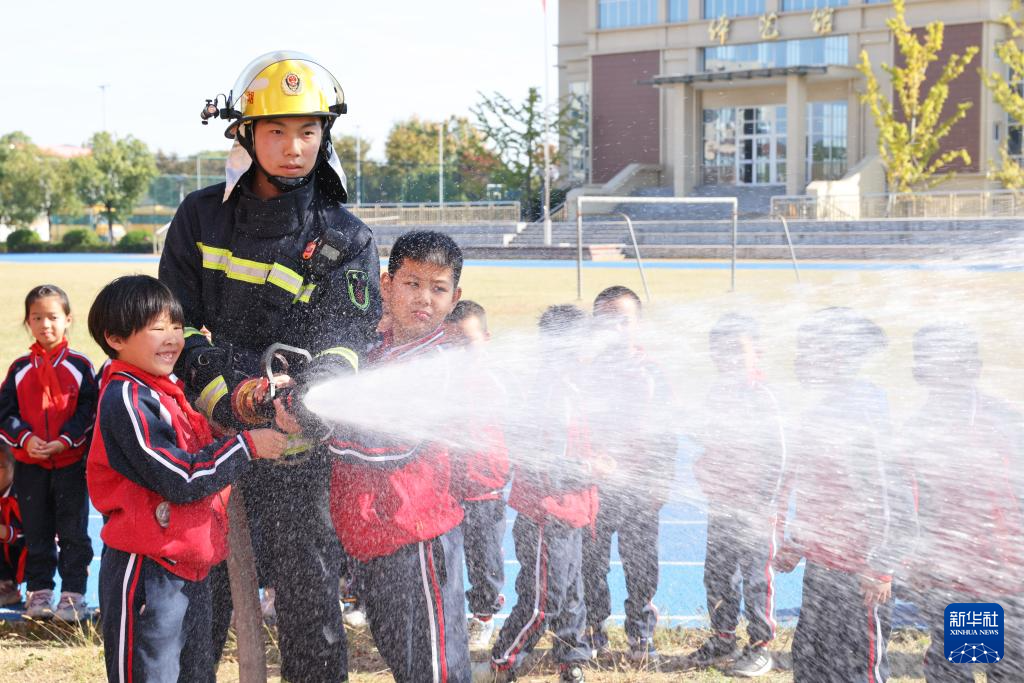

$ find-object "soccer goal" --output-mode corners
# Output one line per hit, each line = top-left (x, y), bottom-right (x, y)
(574, 195), (800, 297)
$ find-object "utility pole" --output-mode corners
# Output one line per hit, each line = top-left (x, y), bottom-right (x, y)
(99, 84), (110, 131)
(439, 120), (445, 222)
(542, 5), (553, 245)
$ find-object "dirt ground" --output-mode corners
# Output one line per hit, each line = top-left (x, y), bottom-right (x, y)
(0, 620), (966, 682)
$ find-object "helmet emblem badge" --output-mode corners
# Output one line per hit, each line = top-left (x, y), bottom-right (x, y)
(282, 72), (303, 95)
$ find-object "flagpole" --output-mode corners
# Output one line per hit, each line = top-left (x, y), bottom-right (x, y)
(542, 0), (553, 246)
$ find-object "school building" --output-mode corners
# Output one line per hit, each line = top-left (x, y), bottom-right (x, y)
(558, 0), (1019, 208)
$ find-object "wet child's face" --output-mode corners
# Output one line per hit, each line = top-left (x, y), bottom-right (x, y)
(445, 315), (490, 349)
(382, 259), (461, 345)
(593, 296), (640, 349)
(105, 311), (184, 377)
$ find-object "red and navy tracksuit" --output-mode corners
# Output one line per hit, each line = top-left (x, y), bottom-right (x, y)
(693, 375), (786, 648)
(902, 390), (1024, 682)
(0, 481), (25, 587)
(451, 360), (510, 621)
(489, 364), (597, 674)
(785, 380), (915, 683)
(0, 340), (95, 596)
(582, 348), (675, 647)
(329, 327), (471, 683)
(88, 361), (256, 683)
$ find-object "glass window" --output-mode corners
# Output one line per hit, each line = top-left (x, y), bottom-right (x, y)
(598, 0), (658, 29)
(806, 101), (848, 181)
(782, 0), (847, 10)
(567, 82), (591, 185)
(703, 35), (848, 71)
(704, 0), (765, 18)
(668, 0), (688, 22)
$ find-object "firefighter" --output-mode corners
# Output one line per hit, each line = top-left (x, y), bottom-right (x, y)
(159, 50), (381, 683)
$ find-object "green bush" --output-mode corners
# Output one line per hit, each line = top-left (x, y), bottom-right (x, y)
(61, 228), (102, 252)
(117, 230), (153, 253)
(6, 229), (42, 253)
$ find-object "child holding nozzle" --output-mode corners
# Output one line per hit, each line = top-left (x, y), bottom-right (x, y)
(685, 313), (786, 678)
(86, 275), (288, 683)
(481, 304), (596, 683)
(774, 307), (915, 683)
(328, 231), (472, 682)
(444, 300), (511, 651)
(582, 286), (676, 667)
(901, 324), (1024, 682)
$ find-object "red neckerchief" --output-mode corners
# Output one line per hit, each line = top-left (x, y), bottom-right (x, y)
(30, 339), (70, 414)
(108, 360), (213, 450)
(370, 326), (447, 365)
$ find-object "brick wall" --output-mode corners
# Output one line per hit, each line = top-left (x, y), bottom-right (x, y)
(591, 50), (661, 183)
(895, 22), (983, 173)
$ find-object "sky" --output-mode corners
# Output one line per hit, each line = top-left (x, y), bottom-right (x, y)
(1, 0), (558, 161)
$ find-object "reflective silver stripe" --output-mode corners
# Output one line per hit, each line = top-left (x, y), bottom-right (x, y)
(267, 263), (303, 296)
(225, 256), (271, 284)
(195, 375), (229, 419)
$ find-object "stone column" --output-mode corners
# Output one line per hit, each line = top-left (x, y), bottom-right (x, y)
(668, 83), (699, 196)
(786, 73), (808, 195)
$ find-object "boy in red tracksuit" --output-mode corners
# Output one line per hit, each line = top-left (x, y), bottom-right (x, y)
(901, 324), (1024, 682)
(582, 286), (676, 667)
(0, 446), (26, 606)
(444, 300), (511, 650)
(686, 313), (787, 678)
(328, 231), (471, 683)
(86, 275), (287, 683)
(0, 284), (96, 620)
(481, 304), (597, 683)
(775, 307), (915, 683)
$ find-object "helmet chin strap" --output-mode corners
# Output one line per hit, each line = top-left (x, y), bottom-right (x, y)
(238, 119), (334, 193)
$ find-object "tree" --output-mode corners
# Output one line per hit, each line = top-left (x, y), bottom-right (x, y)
(38, 154), (83, 235)
(857, 0), (979, 193)
(379, 116), (503, 202)
(72, 132), (158, 239)
(0, 132), (46, 229)
(471, 88), (577, 218)
(981, 0), (1024, 188)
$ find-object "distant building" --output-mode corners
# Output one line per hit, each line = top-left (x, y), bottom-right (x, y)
(558, 0), (1015, 200)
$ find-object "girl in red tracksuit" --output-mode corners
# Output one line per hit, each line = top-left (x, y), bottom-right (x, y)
(485, 305), (597, 683)
(0, 446), (26, 606)
(0, 285), (96, 621)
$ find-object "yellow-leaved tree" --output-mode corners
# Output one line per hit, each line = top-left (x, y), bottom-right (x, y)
(857, 0), (979, 193)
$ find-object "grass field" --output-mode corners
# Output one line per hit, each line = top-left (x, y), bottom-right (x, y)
(0, 256), (1019, 681)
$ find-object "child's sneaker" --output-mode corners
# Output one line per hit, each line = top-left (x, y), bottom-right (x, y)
(467, 614), (496, 650)
(627, 637), (661, 667)
(729, 643), (773, 677)
(470, 661), (515, 683)
(342, 601), (367, 628)
(558, 663), (585, 683)
(24, 589), (54, 618)
(684, 634), (737, 668)
(53, 592), (87, 621)
(0, 580), (21, 607)
(260, 588), (276, 626)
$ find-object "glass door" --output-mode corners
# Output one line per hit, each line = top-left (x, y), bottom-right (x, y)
(736, 106), (786, 185)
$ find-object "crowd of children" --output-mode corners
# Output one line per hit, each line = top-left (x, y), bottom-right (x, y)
(0, 231), (1021, 683)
